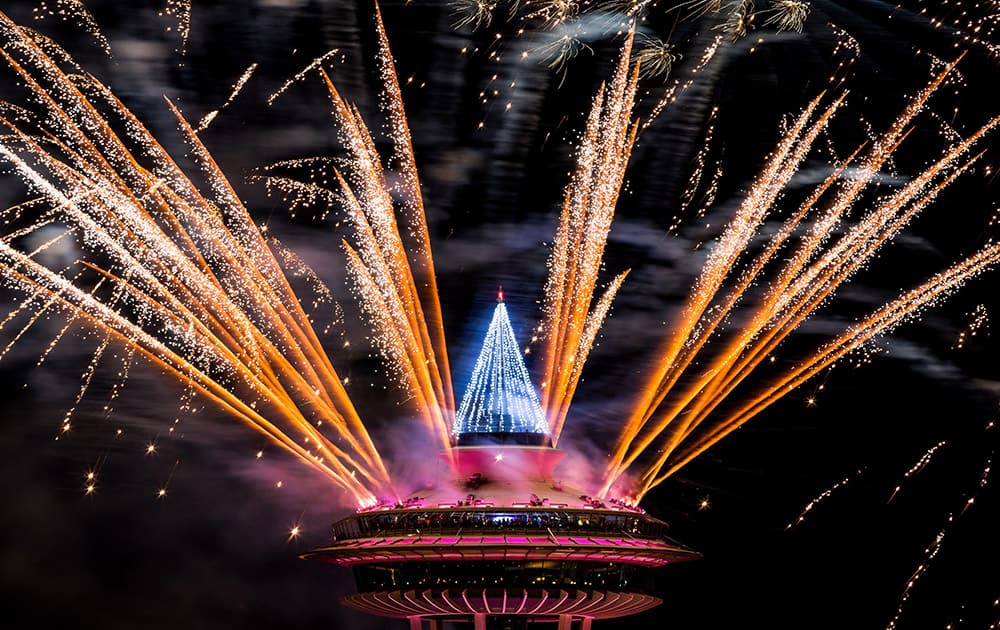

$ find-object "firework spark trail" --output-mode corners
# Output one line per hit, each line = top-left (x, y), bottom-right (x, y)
(786, 468), (863, 530)
(33, 0), (110, 56)
(450, 0), (497, 30)
(545, 270), (630, 440)
(318, 31), (454, 456)
(251, 174), (342, 221)
(601, 90), (839, 493)
(952, 304), (988, 350)
(103, 338), (137, 418)
(269, 237), (342, 329)
(160, 0), (192, 54)
(196, 63), (258, 133)
(335, 165), (447, 442)
(373, 3), (456, 431)
(637, 125), (997, 488)
(889, 440), (947, 503)
(539, 33), (639, 444)
(60, 328), (111, 433)
(0, 265), (81, 363)
(0, 12), (392, 505)
(162, 98), (397, 485)
(267, 49), (340, 106)
(594, 53), (999, 496)
(657, 245), (1000, 489)
(0, 230), (385, 501)
(37, 299), (85, 367)
(642, 34), (723, 133)
(897, 0), (1000, 59)
(686, 143), (991, 423)
(677, 106), (719, 221)
(342, 242), (425, 399)
(249, 158), (345, 221)
(644, 154), (991, 482)
(522, 0), (581, 29)
(885, 454), (993, 630)
(538, 83), (603, 408)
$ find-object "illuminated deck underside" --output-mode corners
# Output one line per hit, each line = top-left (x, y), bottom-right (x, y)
(342, 588), (663, 619)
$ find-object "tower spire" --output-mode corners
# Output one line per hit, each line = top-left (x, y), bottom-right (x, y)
(454, 299), (548, 437)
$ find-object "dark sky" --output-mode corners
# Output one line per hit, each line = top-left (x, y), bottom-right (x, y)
(0, 1), (998, 629)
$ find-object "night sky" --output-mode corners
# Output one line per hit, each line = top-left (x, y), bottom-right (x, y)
(1, 1), (998, 629)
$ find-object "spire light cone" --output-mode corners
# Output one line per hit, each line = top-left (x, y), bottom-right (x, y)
(454, 301), (548, 437)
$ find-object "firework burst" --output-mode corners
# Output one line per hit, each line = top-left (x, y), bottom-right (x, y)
(0, 10), (392, 505)
(634, 37), (681, 80)
(0, 4), (997, 518)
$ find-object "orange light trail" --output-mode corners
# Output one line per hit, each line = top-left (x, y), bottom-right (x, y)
(596, 58), (999, 499)
(317, 4), (454, 459)
(538, 32), (639, 445)
(1, 5), (996, 514)
(0, 11), (392, 506)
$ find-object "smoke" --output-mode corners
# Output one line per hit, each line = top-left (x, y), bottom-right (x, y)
(372, 409), (457, 500)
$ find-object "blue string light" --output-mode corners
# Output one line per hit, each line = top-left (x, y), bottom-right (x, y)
(454, 298), (548, 436)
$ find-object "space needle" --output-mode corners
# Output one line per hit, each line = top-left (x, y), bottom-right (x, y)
(303, 292), (700, 629)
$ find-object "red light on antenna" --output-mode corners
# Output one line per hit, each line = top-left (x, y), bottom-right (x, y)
(498, 287), (504, 301)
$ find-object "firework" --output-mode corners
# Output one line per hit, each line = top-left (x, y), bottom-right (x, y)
(32, 0), (110, 55)
(786, 468), (864, 530)
(266, 49), (342, 107)
(159, 0), (191, 53)
(195, 63), (258, 133)
(522, 0), (580, 30)
(634, 37), (681, 81)
(537, 31), (638, 445)
(715, 0), (755, 41)
(322, 3), (455, 456)
(888, 441), (948, 503)
(758, 0), (809, 33)
(1, 3), (996, 521)
(0, 10), (391, 505)
(597, 57), (1000, 499)
(952, 304), (988, 350)
(885, 454), (993, 629)
(450, 0), (498, 31)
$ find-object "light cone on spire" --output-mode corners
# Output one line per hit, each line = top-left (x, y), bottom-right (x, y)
(454, 299), (549, 436)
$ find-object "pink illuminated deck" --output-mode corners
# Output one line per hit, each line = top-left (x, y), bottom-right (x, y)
(302, 532), (698, 568)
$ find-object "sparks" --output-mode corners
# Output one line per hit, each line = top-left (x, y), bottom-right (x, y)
(888, 441), (948, 503)
(787, 469), (863, 530)
(0, 5), (996, 519)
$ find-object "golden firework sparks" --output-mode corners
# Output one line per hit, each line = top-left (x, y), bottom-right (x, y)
(1, 5), (996, 517)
